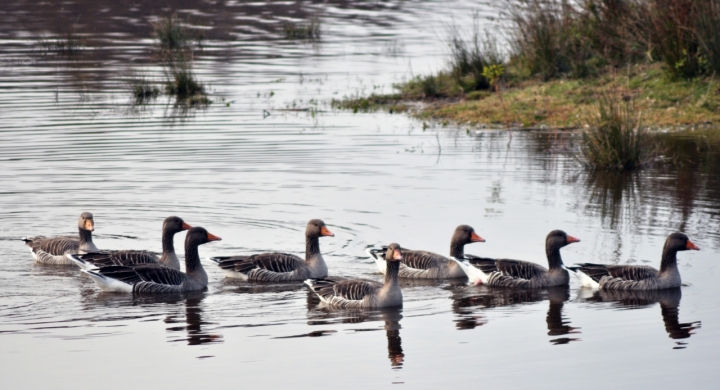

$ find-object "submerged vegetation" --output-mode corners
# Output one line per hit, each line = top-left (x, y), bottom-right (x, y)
(38, 24), (83, 55)
(153, 14), (204, 51)
(127, 72), (160, 103)
(283, 17), (321, 40)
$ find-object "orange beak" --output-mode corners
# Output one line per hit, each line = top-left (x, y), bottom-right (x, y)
(470, 232), (485, 243)
(686, 240), (700, 250)
(181, 222), (192, 231)
(207, 232), (222, 242)
(567, 235), (580, 243)
(320, 226), (334, 237)
(84, 220), (94, 231)
(392, 249), (403, 260)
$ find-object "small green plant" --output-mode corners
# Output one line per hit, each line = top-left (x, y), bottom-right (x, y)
(580, 94), (658, 170)
(446, 13), (503, 91)
(283, 17), (321, 40)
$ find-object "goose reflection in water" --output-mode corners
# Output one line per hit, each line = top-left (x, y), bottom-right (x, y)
(584, 287), (700, 349)
(306, 291), (404, 369)
(163, 293), (223, 346)
(451, 286), (580, 343)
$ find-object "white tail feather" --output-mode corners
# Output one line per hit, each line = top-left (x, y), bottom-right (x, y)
(450, 257), (488, 284)
(564, 266), (600, 288)
(82, 270), (133, 293)
(365, 248), (386, 274)
(66, 254), (97, 270)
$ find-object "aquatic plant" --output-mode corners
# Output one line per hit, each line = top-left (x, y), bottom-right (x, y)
(580, 93), (658, 170)
(153, 14), (203, 51)
(162, 52), (205, 98)
(446, 14), (503, 91)
(283, 17), (321, 40)
(127, 72), (160, 103)
(38, 24), (83, 56)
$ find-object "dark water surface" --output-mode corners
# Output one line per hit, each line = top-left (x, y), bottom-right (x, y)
(1, 1), (719, 388)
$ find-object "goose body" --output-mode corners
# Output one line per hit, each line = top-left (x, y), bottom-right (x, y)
(452, 230), (579, 288)
(22, 212), (98, 265)
(210, 219), (333, 282)
(68, 216), (191, 271)
(306, 243), (404, 309)
(367, 225), (484, 279)
(570, 233), (699, 290)
(83, 227), (220, 294)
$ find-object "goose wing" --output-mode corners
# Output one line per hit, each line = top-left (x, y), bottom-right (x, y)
(606, 265), (659, 281)
(308, 277), (381, 302)
(74, 250), (160, 268)
(233, 253), (305, 275)
(95, 264), (187, 286)
(466, 256), (547, 280)
(401, 250), (443, 270)
(26, 235), (79, 255)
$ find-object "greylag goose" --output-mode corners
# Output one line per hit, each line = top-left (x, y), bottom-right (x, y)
(366, 225), (484, 279)
(22, 212), (98, 265)
(209, 219), (333, 282)
(82, 227), (220, 293)
(67, 216), (191, 270)
(569, 232), (699, 290)
(452, 230), (580, 288)
(305, 243), (404, 309)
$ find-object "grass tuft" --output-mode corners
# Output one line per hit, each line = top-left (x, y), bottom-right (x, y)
(38, 24), (84, 56)
(153, 14), (204, 51)
(580, 93), (659, 170)
(162, 51), (205, 99)
(283, 17), (321, 40)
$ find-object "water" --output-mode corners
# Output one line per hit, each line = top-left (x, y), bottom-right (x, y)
(1, 1), (719, 388)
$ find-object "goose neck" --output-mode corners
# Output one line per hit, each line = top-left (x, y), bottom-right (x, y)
(385, 260), (400, 286)
(545, 244), (564, 269)
(184, 241), (207, 285)
(161, 228), (175, 256)
(659, 247), (679, 274)
(306, 235), (321, 260)
(449, 240), (465, 258)
(78, 228), (93, 245)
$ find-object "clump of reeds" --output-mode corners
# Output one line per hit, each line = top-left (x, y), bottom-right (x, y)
(580, 94), (658, 170)
(283, 17), (321, 40)
(153, 14), (204, 51)
(162, 52), (205, 98)
(127, 72), (160, 103)
(446, 14), (504, 91)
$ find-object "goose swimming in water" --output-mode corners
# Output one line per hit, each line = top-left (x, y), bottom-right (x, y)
(67, 216), (192, 270)
(22, 212), (98, 265)
(568, 232), (699, 290)
(452, 230), (580, 288)
(366, 225), (484, 279)
(82, 227), (220, 294)
(209, 219), (333, 282)
(305, 243), (404, 309)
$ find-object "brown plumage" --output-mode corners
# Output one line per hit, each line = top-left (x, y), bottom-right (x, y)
(68, 216), (191, 270)
(210, 219), (334, 282)
(22, 212), (98, 265)
(571, 232), (699, 290)
(367, 225), (484, 279)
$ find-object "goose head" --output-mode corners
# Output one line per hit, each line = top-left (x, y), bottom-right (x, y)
(385, 243), (403, 262)
(185, 226), (222, 247)
(546, 230), (580, 250)
(163, 216), (192, 235)
(452, 225), (485, 245)
(78, 212), (95, 232)
(306, 219), (334, 239)
(664, 232), (700, 252)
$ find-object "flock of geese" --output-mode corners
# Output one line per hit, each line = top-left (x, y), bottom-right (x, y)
(22, 212), (701, 308)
